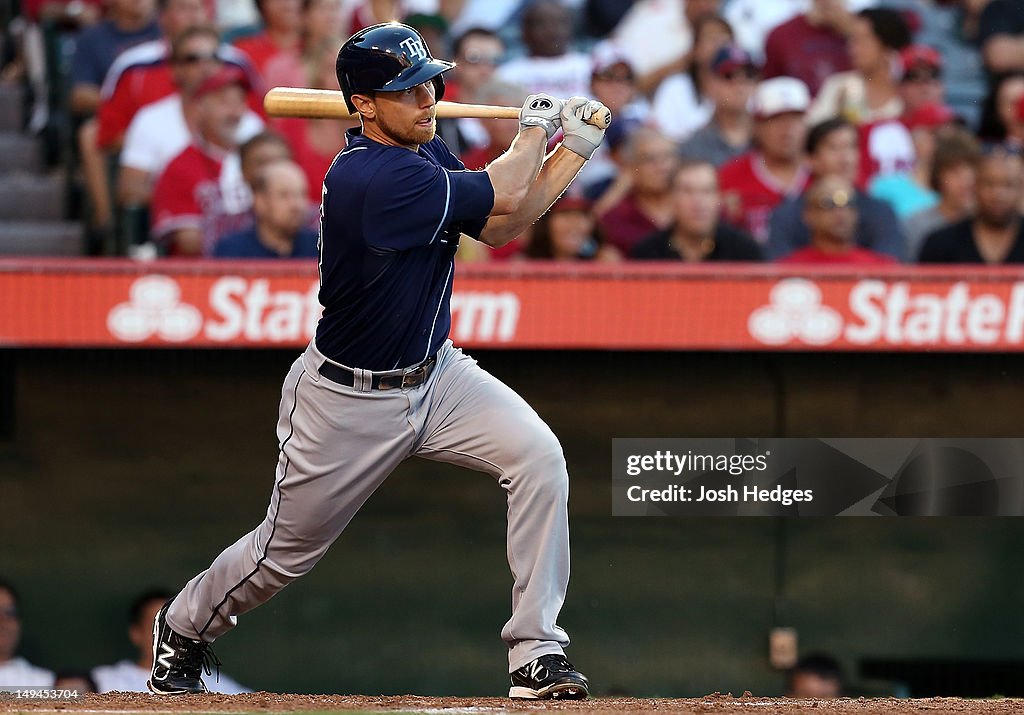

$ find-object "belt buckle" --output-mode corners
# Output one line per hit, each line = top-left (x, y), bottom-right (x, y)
(401, 364), (426, 389)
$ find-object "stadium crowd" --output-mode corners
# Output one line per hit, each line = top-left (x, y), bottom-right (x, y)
(2, 0), (1024, 264)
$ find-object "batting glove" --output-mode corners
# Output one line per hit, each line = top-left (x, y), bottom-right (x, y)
(560, 96), (610, 160)
(519, 94), (564, 141)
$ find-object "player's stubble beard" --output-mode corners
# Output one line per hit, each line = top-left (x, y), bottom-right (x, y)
(377, 110), (436, 148)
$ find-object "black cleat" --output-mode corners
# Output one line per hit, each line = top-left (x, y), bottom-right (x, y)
(509, 654), (590, 700)
(147, 600), (220, 695)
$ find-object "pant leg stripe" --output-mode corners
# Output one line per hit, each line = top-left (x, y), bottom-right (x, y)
(198, 370), (305, 639)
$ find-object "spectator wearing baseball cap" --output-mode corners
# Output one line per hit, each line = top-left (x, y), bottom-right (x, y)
(718, 76), (812, 244)
(150, 65), (256, 255)
(118, 26), (265, 209)
(779, 174), (896, 265)
(806, 8), (913, 127)
(768, 117), (907, 262)
(576, 41), (650, 198)
(631, 159), (763, 262)
(650, 14), (734, 143)
(679, 43), (758, 168)
(899, 44), (945, 119)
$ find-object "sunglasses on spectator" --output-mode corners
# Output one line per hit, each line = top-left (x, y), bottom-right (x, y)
(810, 189), (854, 210)
(719, 68), (759, 81)
(594, 71), (633, 83)
(904, 69), (941, 82)
(174, 53), (219, 64)
(461, 51), (502, 66)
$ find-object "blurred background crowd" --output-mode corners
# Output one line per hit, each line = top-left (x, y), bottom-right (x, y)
(0, 0), (1023, 264)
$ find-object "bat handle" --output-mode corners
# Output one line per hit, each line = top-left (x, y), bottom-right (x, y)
(588, 106), (612, 131)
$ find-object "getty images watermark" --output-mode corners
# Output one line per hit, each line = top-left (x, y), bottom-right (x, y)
(612, 438), (1024, 516)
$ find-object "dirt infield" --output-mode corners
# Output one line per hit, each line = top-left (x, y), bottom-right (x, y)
(2, 693), (1024, 715)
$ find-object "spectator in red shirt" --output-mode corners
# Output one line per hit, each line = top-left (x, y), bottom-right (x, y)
(596, 128), (679, 258)
(762, 0), (853, 97)
(780, 175), (896, 264)
(234, 0), (303, 83)
(96, 0), (260, 152)
(118, 26), (264, 208)
(718, 76), (812, 244)
(150, 66), (255, 256)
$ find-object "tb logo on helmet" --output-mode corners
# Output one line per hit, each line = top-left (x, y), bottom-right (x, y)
(400, 36), (428, 62)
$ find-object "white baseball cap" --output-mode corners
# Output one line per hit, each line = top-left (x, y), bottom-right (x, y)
(751, 77), (810, 119)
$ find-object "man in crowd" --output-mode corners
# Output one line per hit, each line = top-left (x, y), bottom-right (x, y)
(0, 580), (54, 687)
(70, 0), (160, 116)
(762, 0), (852, 97)
(597, 128), (679, 257)
(118, 26), (265, 207)
(768, 117), (907, 260)
(786, 653), (845, 698)
(920, 150), (1024, 263)
(497, 0), (591, 99)
(779, 174), (896, 264)
(679, 43), (758, 168)
(214, 160), (319, 258)
(93, 590), (247, 693)
(96, 0), (258, 152)
(436, 28), (505, 156)
(631, 159), (762, 262)
(150, 65), (255, 255)
(719, 77), (812, 244)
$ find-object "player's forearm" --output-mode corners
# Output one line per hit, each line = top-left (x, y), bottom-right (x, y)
(483, 127), (546, 215)
(478, 145), (586, 248)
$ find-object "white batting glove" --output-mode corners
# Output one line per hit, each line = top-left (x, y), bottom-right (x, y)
(519, 93), (564, 141)
(560, 96), (610, 160)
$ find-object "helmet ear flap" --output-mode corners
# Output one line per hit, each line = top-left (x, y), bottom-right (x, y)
(432, 74), (445, 102)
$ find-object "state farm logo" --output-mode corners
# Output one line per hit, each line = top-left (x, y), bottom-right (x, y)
(750, 278), (1024, 347)
(106, 277), (519, 345)
(748, 279), (842, 345)
(107, 275), (203, 342)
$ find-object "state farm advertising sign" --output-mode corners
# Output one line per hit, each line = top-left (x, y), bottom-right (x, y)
(2, 260), (1024, 351)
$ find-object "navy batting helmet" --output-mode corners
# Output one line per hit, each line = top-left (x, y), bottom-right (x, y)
(336, 22), (454, 113)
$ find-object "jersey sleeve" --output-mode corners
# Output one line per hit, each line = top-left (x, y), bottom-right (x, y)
(361, 156), (494, 250)
(150, 158), (202, 240)
(96, 76), (135, 149)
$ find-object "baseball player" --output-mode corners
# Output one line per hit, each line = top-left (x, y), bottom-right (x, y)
(147, 22), (608, 700)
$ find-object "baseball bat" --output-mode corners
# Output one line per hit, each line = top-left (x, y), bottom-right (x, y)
(263, 87), (612, 130)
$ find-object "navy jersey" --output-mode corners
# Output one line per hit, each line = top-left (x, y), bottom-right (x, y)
(315, 128), (495, 370)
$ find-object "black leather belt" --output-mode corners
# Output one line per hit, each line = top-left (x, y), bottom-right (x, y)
(318, 355), (437, 391)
